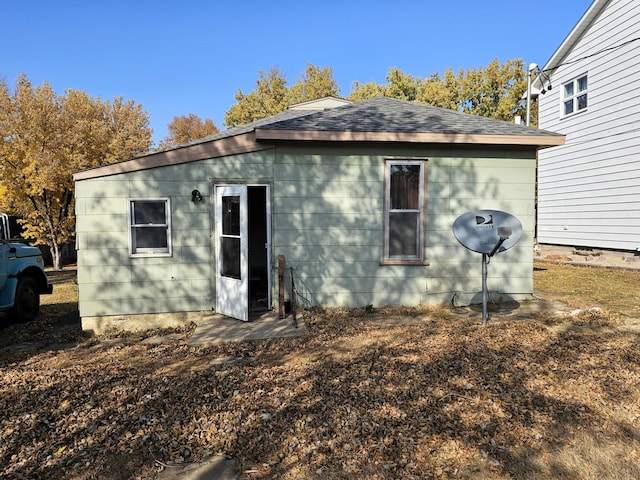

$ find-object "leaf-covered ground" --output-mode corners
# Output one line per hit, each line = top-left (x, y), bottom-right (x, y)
(1, 264), (640, 479)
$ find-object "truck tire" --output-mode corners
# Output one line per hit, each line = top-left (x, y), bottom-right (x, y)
(10, 276), (40, 322)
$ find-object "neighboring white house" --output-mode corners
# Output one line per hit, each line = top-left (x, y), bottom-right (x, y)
(535, 0), (640, 251)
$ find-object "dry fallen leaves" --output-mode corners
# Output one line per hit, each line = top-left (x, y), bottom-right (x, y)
(1, 266), (640, 479)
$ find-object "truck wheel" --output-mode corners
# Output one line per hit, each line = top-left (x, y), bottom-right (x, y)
(10, 276), (40, 322)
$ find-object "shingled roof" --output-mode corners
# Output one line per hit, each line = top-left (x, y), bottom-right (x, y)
(258, 96), (560, 137)
(191, 96), (562, 145)
(74, 97), (564, 180)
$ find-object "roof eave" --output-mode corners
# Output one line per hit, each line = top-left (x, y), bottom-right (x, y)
(254, 128), (566, 147)
(534, 0), (609, 88)
(73, 132), (259, 181)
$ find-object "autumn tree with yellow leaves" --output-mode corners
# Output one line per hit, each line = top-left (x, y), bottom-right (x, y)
(349, 59), (530, 122)
(226, 60), (532, 128)
(0, 74), (152, 269)
(223, 64), (340, 128)
(157, 113), (219, 151)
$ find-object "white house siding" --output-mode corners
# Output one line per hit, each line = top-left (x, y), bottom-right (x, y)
(537, 0), (640, 251)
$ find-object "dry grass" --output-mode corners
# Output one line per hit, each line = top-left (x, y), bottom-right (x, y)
(534, 261), (640, 319)
(0, 263), (639, 479)
(0, 266), (83, 350)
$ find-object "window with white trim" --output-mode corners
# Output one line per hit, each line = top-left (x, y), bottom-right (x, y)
(562, 74), (588, 116)
(128, 198), (172, 256)
(383, 160), (426, 263)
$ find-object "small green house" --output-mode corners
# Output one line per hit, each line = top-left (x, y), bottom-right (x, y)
(73, 97), (564, 333)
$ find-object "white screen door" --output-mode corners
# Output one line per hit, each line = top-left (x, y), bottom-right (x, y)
(215, 185), (248, 321)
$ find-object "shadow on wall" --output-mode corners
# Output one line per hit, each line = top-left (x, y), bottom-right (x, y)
(271, 105), (532, 308)
(76, 104), (535, 321)
(274, 138), (533, 310)
(76, 172), (213, 321)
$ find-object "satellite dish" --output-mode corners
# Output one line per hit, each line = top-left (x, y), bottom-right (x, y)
(452, 210), (523, 326)
(453, 210), (522, 256)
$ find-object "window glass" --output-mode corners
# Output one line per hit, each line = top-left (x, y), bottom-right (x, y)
(563, 83), (574, 98)
(384, 161), (425, 261)
(221, 237), (241, 279)
(220, 194), (241, 278)
(134, 227), (168, 249)
(577, 93), (588, 111)
(133, 201), (166, 225)
(564, 100), (574, 116)
(0, 215), (8, 240)
(222, 196), (240, 236)
(577, 75), (588, 92)
(562, 74), (588, 117)
(389, 212), (419, 257)
(129, 199), (171, 256)
(390, 165), (420, 209)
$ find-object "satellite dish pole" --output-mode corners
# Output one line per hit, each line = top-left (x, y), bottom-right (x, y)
(452, 211), (523, 326)
(482, 252), (489, 325)
(481, 226), (512, 325)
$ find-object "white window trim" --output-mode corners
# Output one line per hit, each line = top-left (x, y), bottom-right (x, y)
(382, 159), (428, 265)
(561, 73), (588, 118)
(128, 198), (172, 257)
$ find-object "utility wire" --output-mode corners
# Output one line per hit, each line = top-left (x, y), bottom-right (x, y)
(540, 37), (640, 76)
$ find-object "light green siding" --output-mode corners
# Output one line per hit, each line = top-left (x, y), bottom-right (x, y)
(75, 143), (537, 322)
(272, 145), (536, 308)
(422, 154), (535, 305)
(76, 150), (275, 319)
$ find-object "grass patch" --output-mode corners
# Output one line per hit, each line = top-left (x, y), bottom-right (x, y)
(534, 261), (640, 319)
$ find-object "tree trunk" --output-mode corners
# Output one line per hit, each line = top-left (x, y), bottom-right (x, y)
(50, 240), (62, 271)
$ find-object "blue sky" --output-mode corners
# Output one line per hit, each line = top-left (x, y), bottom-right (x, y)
(3, 0), (593, 145)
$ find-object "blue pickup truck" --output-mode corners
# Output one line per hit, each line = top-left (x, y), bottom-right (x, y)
(0, 214), (52, 322)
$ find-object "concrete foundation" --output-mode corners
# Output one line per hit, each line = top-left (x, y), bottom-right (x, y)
(81, 310), (209, 335)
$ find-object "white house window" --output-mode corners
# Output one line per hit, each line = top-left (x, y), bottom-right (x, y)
(563, 74), (588, 116)
(383, 160), (426, 263)
(128, 198), (172, 256)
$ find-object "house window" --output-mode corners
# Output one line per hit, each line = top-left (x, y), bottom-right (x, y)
(562, 74), (588, 116)
(383, 160), (426, 263)
(128, 198), (172, 256)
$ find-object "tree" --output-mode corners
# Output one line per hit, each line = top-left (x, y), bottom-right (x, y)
(0, 182), (7, 212)
(456, 59), (527, 121)
(348, 60), (528, 121)
(348, 80), (386, 101)
(0, 74), (152, 269)
(158, 113), (219, 150)
(386, 68), (421, 101)
(223, 67), (289, 128)
(416, 69), (460, 111)
(349, 68), (421, 102)
(223, 64), (341, 128)
(287, 64), (340, 105)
